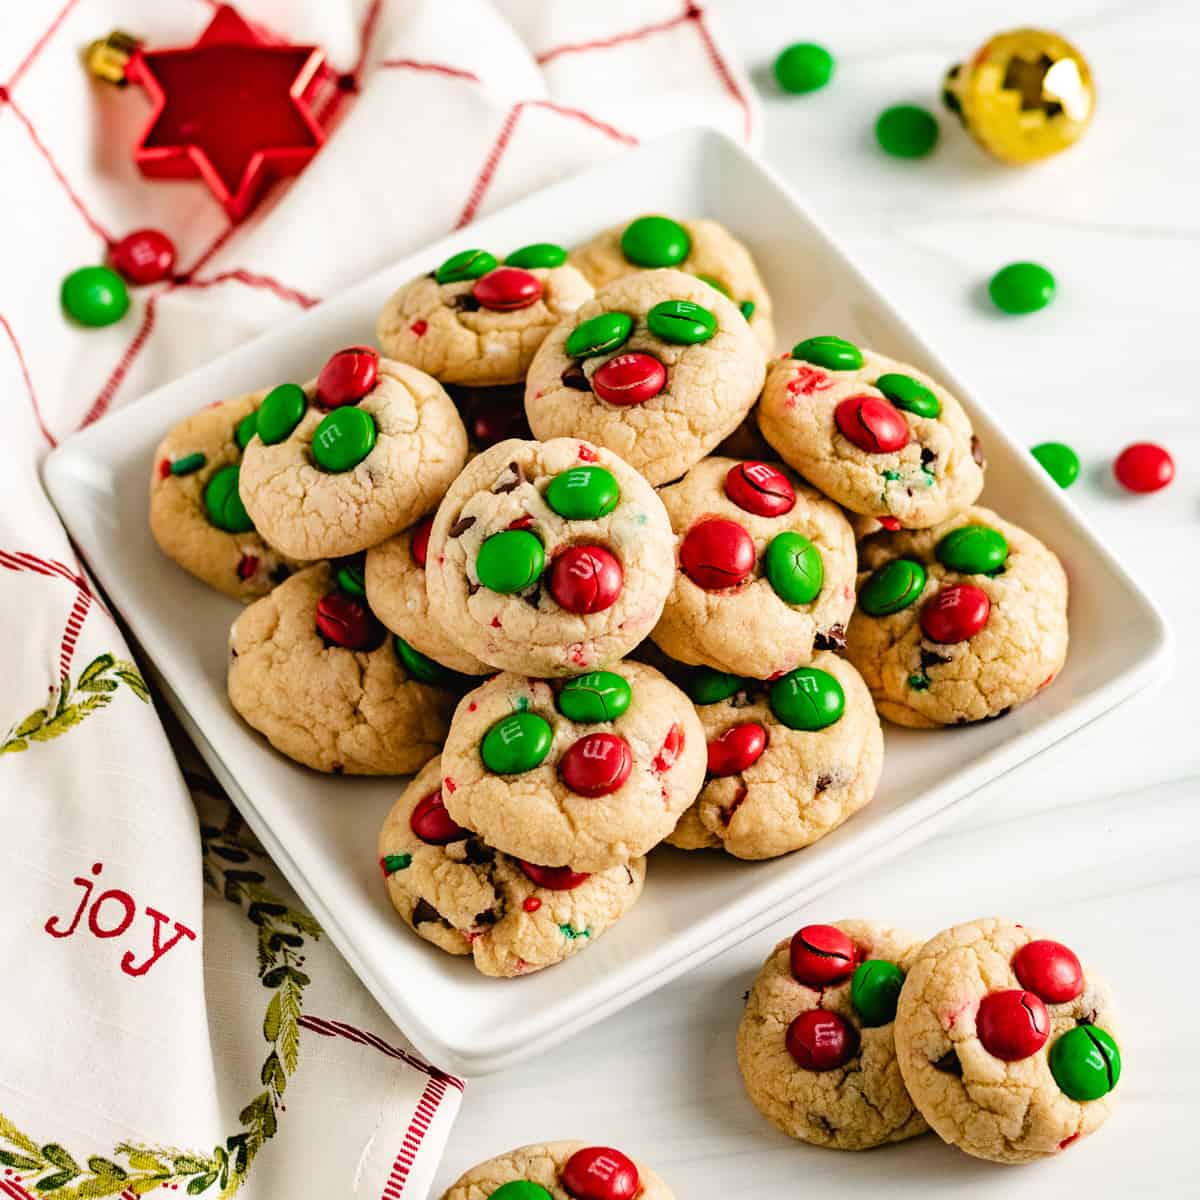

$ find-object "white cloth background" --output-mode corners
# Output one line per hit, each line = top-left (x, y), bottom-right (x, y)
(0, 2), (754, 1197)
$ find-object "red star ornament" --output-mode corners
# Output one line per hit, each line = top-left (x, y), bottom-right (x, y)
(126, 6), (341, 221)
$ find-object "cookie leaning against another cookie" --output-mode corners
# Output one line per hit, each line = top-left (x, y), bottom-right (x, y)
(379, 757), (645, 978)
(738, 922), (929, 1150)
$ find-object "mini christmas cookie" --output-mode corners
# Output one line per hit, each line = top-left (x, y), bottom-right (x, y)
(894, 917), (1120, 1164)
(844, 506), (1069, 727)
(758, 337), (985, 528)
(738, 921), (928, 1149)
(570, 214), (775, 352)
(379, 757), (645, 978)
(665, 654), (882, 860)
(525, 269), (766, 486)
(227, 563), (454, 774)
(441, 1140), (674, 1200)
(651, 457), (857, 678)
(440, 664), (705, 872)
(376, 244), (593, 387)
(149, 390), (303, 600)
(239, 347), (468, 560)
(424, 437), (674, 676)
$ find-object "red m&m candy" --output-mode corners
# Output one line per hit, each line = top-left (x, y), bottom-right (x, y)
(1014, 940), (1084, 1004)
(549, 546), (623, 613)
(410, 516), (433, 568)
(110, 228), (176, 285)
(724, 461), (796, 516)
(559, 733), (633, 797)
(835, 395), (909, 454)
(519, 861), (591, 890)
(706, 722), (767, 776)
(473, 267), (543, 312)
(317, 345), (379, 409)
(1113, 442), (1174, 493)
(315, 592), (383, 651)
(976, 989), (1050, 1061)
(409, 789), (469, 845)
(592, 352), (667, 405)
(786, 1010), (858, 1071)
(561, 1146), (640, 1200)
(680, 518), (756, 590)
(789, 924), (856, 987)
(920, 583), (990, 643)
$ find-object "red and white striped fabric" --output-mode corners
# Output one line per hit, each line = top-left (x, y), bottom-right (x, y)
(0, 2), (753, 1197)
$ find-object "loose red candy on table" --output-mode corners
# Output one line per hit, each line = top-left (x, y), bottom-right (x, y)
(316, 345), (378, 409)
(724, 461), (796, 517)
(789, 924), (857, 986)
(707, 722), (767, 776)
(679, 518), (756, 590)
(834, 395), (910, 454)
(591, 352), (667, 405)
(920, 583), (990, 643)
(561, 1147), (640, 1200)
(410, 516), (433, 568)
(1113, 442), (1174, 493)
(549, 545), (623, 614)
(786, 1010), (858, 1071)
(519, 861), (591, 891)
(110, 228), (176, 285)
(472, 266), (543, 312)
(1013, 939), (1084, 1004)
(976, 989), (1050, 1061)
(409, 789), (469, 845)
(559, 733), (633, 797)
(315, 592), (382, 651)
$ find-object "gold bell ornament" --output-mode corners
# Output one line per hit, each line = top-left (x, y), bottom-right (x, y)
(943, 28), (1094, 164)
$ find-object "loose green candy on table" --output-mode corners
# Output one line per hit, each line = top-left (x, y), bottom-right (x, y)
(313, 407), (377, 472)
(764, 532), (823, 605)
(989, 261), (1055, 314)
(769, 667), (845, 730)
(773, 42), (835, 94)
(257, 383), (307, 445)
(476, 530), (545, 593)
(545, 465), (620, 520)
(203, 464), (254, 533)
(558, 671), (632, 723)
(566, 311), (633, 358)
(687, 667), (745, 705)
(435, 248), (497, 284)
(505, 242), (566, 269)
(851, 959), (905, 1026)
(395, 637), (452, 685)
(1050, 1025), (1121, 1101)
(235, 410), (259, 450)
(791, 335), (863, 371)
(61, 265), (129, 327)
(488, 1183), (553, 1200)
(1031, 441), (1080, 489)
(169, 452), (206, 476)
(936, 524), (1008, 574)
(875, 373), (940, 419)
(646, 299), (717, 345)
(875, 104), (939, 158)
(621, 216), (691, 268)
(336, 560), (366, 597)
(480, 711), (554, 774)
(859, 559), (926, 616)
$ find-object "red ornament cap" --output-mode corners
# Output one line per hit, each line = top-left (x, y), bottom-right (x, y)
(1013, 940), (1084, 1005)
(789, 924), (857, 987)
(559, 733), (633, 797)
(561, 1147), (640, 1200)
(976, 989), (1050, 1061)
(317, 346), (379, 409)
(519, 861), (591, 891)
(549, 545), (623, 613)
(409, 789), (469, 845)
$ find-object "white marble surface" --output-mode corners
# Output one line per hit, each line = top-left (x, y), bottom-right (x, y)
(435, 3), (1199, 1194)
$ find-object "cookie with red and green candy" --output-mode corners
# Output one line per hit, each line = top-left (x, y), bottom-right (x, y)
(149, 388), (305, 600)
(439, 663), (705, 873)
(650, 456), (857, 679)
(524, 268), (766, 486)
(378, 757), (644, 978)
(845, 506), (1068, 727)
(894, 918), (1120, 1163)
(238, 346), (468, 560)
(737, 921), (929, 1149)
(758, 335), (985, 529)
(569, 213), (775, 353)
(376, 242), (594, 388)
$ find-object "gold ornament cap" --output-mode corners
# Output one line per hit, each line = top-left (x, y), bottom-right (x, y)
(84, 30), (142, 86)
(943, 28), (1094, 164)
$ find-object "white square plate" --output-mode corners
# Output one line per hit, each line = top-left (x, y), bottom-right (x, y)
(44, 129), (1170, 1077)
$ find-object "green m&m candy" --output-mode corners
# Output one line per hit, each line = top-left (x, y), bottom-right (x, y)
(235, 410), (258, 450)
(505, 242), (566, 269)
(989, 261), (1055, 314)
(875, 373), (941, 419)
(851, 959), (905, 1026)
(566, 311), (633, 359)
(488, 1183), (553, 1200)
(476, 530), (544, 594)
(1031, 441), (1080, 489)
(61, 265), (129, 327)
(791, 335), (863, 371)
(203, 464), (254, 533)
(936, 524), (1009, 574)
(686, 667), (745, 705)
(621, 216), (690, 268)
(257, 383), (307, 445)
(395, 637), (452, 685)
(769, 667), (845, 730)
(739, 300), (756, 321)
(697, 274), (730, 297)
(859, 559), (926, 616)
(557, 671), (632, 723)
(169, 452), (206, 476)
(435, 248), (497, 284)
(336, 559), (366, 597)
(875, 104), (939, 158)
(764, 532), (823, 605)
(312, 407), (377, 472)
(480, 711), (553, 774)
(773, 42), (834, 94)
(545, 466), (619, 520)
(647, 299), (716, 345)
(1050, 1025), (1121, 1101)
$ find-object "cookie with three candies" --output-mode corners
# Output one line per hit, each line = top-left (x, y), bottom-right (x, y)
(894, 917), (1120, 1163)
(424, 437), (674, 676)
(666, 654), (882, 860)
(844, 506), (1068, 727)
(569, 214), (775, 352)
(239, 348), (468, 560)
(379, 757), (645, 978)
(376, 243), (593, 387)
(651, 457), (857, 678)
(149, 390), (303, 600)
(440, 664), (705, 872)
(737, 921), (928, 1149)
(440, 1140), (674, 1200)
(227, 564), (455, 774)
(758, 337), (984, 528)
(525, 269), (766, 486)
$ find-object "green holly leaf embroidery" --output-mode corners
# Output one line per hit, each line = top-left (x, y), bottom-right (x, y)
(41, 1143), (80, 1172)
(77, 655), (115, 686)
(0, 1149), (39, 1169)
(15, 708), (46, 736)
(187, 1173), (218, 1195)
(34, 1168), (75, 1190)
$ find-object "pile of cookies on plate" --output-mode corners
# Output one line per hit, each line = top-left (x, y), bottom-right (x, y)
(149, 214), (1070, 982)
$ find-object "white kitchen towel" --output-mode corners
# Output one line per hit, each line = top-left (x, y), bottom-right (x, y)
(0, 2), (754, 1197)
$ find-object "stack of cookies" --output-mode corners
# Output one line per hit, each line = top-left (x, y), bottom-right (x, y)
(148, 214), (1070, 981)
